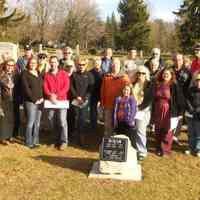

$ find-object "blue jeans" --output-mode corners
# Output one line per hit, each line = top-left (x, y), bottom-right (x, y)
(186, 117), (200, 152)
(48, 109), (68, 145)
(24, 101), (42, 147)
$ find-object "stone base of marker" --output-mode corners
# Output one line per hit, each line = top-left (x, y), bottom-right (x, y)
(89, 135), (142, 181)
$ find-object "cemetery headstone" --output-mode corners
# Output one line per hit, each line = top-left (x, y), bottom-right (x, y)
(89, 135), (142, 181)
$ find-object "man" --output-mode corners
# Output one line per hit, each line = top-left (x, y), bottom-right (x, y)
(70, 58), (94, 146)
(89, 57), (103, 129)
(172, 53), (191, 144)
(191, 43), (200, 75)
(172, 53), (192, 97)
(43, 56), (70, 150)
(16, 44), (33, 73)
(101, 58), (130, 136)
(59, 46), (75, 71)
(145, 48), (165, 70)
(124, 47), (140, 77)
(101, 48), (113, 74)
(13, 44), (33, 138)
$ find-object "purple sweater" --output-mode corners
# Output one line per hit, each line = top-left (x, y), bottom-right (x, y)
(113, 96), (137, 128)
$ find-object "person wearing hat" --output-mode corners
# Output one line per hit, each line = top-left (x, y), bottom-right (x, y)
(191, 43), (200, 75)
(16, 44), (33, 73)
(13, 44), (34, 139)
(185, 72), (200, 157)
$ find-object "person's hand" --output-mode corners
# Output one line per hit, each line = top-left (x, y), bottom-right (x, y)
(77, 96), (84, 105)
(35, 98), (44, 105)
(49, 94), (57, 104)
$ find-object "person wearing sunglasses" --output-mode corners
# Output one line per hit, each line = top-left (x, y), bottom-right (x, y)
(132, 65), (152, 161)
(0, 59), (17, 144)
(37, 52), (50, 76)
(70, 58), (94, 146)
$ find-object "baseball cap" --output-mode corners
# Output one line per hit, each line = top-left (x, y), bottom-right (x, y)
(24, 44), (32, 51)
(194, 43), (200, 51)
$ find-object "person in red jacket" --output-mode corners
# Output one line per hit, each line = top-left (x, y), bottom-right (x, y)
(43, 56), (70, 150)
(191, 43), (200, 75)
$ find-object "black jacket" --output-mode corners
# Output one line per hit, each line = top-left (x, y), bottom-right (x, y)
(70, 71), (94, 100)
(186, 86), (200, 120)
(21, 71), (43, 103)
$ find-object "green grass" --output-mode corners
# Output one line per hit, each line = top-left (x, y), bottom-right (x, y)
(0, 127), (200, 200)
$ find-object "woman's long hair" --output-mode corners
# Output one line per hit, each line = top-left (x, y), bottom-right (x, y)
(155, 67), (176, 85)
(2, 58), (16, 72)
(26, 57), (39, 71)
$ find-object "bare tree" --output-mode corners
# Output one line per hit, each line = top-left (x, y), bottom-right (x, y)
(30, 0), (68, 43)
(61, 0), (103, 49)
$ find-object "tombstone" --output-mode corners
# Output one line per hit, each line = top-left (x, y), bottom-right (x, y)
(0, 42), (19, 63)
(89, 135), (142, 181)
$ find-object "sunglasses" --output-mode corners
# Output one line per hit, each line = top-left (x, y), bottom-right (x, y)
(64, 52), (72, 54)
(7, 64), (15, 67)
(78, 63), (86, 66)
(39, 56), (47, 59)
(137, 72), (146, 75)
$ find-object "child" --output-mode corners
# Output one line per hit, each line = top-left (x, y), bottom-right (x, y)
(113, 85), (137, 144)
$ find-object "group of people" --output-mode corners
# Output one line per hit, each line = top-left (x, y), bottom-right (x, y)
(0, 43), (200, 161)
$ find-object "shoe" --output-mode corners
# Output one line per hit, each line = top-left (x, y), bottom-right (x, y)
(59, 143), (67, 151)
(185, 150), (191, 155)
(196, 151), (200, 157)
(138, 156), (145, 161)
(0, 140), (9, 145)
(156, 151), (163, 157)
(34, 144), (41, 148)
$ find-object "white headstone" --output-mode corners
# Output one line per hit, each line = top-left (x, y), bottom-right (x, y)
(89, 135), (142, 181)
(0, 42), (19, 63)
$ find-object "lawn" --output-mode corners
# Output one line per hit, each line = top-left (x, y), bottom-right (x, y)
(0, 126), (200, 200)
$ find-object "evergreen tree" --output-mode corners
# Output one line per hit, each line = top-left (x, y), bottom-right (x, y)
(118, 0), (150, 51)
(174, 0), (200, 53)
(60, 10), (80, 47)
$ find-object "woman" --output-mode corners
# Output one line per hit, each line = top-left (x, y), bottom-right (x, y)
(0, 59), (16, 144)
(21, 57), (43, 148)
(113, 85), (137, 144)
(152, 68), (185, 156)
(132, 65), (152, 160)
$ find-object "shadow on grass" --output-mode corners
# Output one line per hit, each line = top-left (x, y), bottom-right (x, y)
(34, 155), (97, 175)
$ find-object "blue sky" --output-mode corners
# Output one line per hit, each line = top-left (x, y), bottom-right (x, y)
(97, 0), (183, 22)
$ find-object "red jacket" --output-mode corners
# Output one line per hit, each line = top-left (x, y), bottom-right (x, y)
(101, 74), (130, 109)
(191, 58), (200, 75)
(43, 70), (70, 100)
